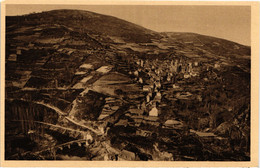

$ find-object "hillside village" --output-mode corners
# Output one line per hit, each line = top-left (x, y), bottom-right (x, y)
(5, 10), (250, 161)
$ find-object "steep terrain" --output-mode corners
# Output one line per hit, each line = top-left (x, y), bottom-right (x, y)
(6, 9), (160, 43)
(5, 9), (250, 161)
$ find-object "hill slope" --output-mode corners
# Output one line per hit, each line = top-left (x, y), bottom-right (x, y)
(162, 32), (250, 56)
(6, 9), (160, 43)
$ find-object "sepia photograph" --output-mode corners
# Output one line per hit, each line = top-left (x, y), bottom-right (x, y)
(0, 1), (259, 167)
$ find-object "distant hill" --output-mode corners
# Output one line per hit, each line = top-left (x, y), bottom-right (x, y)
(162, 32), (250, 56)
(6, 9), (160, 43)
